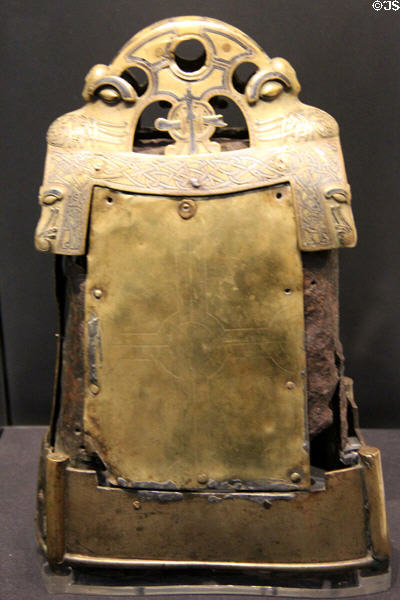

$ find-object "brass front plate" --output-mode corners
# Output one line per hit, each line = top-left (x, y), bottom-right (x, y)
(84, 185), (308, 489)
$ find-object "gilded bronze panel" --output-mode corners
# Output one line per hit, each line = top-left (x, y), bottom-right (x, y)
(35, 17), (356, 256)
(84, 185), (309, 490)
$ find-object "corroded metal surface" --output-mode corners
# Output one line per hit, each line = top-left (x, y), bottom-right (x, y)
(303, 251), (342, 438)
(34, 15), (389, 593)
(84, 185), (308, 490)
(54, 259), (86, 458)
(54, 246), (349, 460)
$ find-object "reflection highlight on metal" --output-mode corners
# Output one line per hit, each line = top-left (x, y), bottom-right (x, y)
(35, 15), (389, 597)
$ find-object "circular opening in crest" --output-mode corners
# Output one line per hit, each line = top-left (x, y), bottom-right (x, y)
(232, 61), (259, 94)
(174, 39), (206, 73)
(122, 66), (149, 96)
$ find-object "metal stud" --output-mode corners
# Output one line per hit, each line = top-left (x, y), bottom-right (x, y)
(178, 199), (197, 219)
(93, 288), (103, 299)
(290, 472), (302, 483)
(93, 160), (103, 172)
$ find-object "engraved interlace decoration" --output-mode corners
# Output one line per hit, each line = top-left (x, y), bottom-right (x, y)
(35, 16), (356, 254)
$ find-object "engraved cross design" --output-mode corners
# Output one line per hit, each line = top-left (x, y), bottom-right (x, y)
(113, 243), (293, 384)
(155, 86), (226, 154)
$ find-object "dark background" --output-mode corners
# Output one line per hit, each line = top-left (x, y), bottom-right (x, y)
(1, 0), (399, 427)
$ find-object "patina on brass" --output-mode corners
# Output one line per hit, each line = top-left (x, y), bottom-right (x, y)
(84, 185), (308, 490)
(35, 16), (389, 597)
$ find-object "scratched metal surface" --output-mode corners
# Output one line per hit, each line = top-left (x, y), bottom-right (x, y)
(83, 184), (309, 490)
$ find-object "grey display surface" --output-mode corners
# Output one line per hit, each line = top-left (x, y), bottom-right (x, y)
(0, 427), (398, 599)
(1, 0), (400, 427)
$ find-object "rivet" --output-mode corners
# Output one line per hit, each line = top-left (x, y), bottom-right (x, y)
(93, 160), (103, 172)
(190, 177), (201, 188)
(286, 381), (295, 390)
(132, 500), (141, 510)
(290, 472), (302, 484)
(93, 288), (103, 299)
(197, 473), (208, 484)
(178, 199), (197, 219)
(89, 383), (100, 395)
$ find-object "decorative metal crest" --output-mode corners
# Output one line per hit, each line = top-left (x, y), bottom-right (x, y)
(35, 16), (356, 254)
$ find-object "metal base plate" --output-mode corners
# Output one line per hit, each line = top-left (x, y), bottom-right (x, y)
(41, 561), (391, 598)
